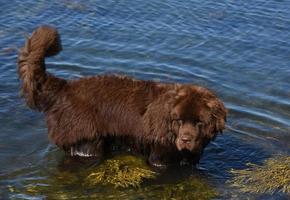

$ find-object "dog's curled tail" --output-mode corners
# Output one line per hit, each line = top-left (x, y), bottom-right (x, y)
(18, 25), (65, 111)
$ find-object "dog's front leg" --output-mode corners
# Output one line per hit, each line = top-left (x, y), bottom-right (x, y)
(148, 144), (175, 169)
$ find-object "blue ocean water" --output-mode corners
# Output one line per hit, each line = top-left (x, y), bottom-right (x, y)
(0, 0), (289, 199)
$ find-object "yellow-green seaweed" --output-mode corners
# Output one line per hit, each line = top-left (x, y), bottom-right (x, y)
(85, 155), (157, 188)
(228, 155), (290, 194)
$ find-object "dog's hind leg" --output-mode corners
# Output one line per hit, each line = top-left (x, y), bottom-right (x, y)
(67, 139), (105, 159)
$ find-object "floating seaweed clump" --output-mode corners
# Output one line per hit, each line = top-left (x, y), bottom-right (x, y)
(229, 155), (290, 194)
(85, 155), (157, 188)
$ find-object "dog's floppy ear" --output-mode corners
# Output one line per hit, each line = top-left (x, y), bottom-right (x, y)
(204, 98), (227, 139)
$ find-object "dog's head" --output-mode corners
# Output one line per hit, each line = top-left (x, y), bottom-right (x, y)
(170, 85), (227, 154)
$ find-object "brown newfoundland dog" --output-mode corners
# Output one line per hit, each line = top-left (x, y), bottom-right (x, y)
(18, 26), (227, 168)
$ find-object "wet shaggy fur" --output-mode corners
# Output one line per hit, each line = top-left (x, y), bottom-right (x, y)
(18, 25), (227, 167)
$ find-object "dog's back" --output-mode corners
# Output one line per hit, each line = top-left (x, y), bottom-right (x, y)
(46, 75), (164, 147)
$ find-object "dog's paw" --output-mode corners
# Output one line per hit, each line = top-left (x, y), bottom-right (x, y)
(70, 148), (95, 157)
(180, 158), (191, 166)
(148, 156), (168, 169)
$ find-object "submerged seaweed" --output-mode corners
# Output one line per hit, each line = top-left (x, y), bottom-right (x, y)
(5, 154), (218, 199)
(144, 176), (218, 200)
(229, 155), (290, 194)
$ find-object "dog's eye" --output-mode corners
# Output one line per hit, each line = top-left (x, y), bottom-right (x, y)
(196, 122), (204, 128)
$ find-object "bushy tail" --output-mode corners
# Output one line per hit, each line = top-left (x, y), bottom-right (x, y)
(18, 25), (65, 111)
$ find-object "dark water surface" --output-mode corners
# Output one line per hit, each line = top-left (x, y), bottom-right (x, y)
(0, 0), (290, 199)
